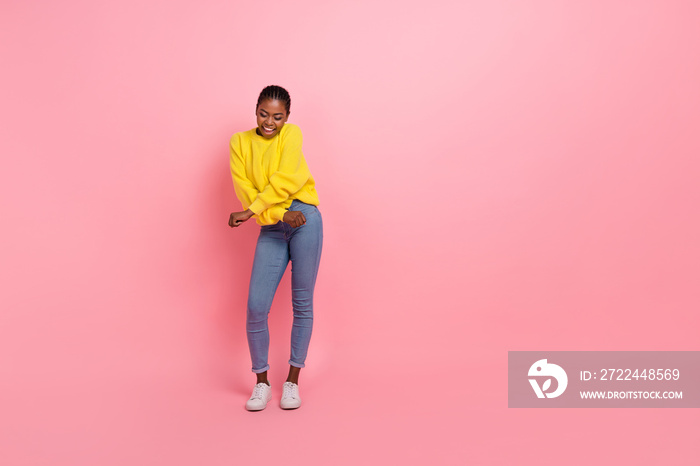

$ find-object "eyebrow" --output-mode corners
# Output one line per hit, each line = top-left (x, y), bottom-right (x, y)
(259, 109), (285, 116)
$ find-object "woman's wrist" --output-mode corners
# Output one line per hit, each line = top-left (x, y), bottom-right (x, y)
(244, 209), (255, 219)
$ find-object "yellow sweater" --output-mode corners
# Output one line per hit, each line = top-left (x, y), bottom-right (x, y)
(229, 123), (320, 226)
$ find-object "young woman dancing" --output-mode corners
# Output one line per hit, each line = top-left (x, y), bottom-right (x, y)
(228, 85), (323, 411)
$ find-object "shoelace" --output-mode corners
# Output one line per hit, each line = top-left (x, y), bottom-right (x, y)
(250, 383), (268, 400)
(282, 382), (298, 399)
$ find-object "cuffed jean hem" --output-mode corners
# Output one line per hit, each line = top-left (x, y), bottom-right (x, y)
(252, 364), (270, 374)
(289, 360), (305, 369)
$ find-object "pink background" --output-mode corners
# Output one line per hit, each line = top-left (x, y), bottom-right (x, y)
(1, 0), (699, 464)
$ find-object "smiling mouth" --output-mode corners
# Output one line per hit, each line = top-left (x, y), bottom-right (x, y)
(262, 125), (276, 133)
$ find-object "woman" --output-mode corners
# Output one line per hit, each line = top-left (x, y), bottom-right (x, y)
(228, 85), (323, 411)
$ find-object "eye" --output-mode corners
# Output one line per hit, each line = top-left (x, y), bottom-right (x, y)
(274, 117), (282, 121)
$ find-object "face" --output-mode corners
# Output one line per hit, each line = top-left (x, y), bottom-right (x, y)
(256, 99), (289, 138)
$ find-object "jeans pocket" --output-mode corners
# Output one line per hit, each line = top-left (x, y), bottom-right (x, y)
(304, 207), (319, 219)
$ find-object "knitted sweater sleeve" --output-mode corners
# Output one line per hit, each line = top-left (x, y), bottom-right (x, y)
(229, 134), (287, 224)
(229, 134), (257, 208)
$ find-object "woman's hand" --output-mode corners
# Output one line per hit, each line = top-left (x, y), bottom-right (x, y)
(229, 209), (254, 228)
(283, 211), (306, 228)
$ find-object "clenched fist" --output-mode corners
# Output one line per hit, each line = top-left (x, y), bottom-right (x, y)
(229, 209), (254, 227)
(283, 211), (306, 228)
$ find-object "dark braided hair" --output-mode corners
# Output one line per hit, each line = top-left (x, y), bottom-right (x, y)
(257, 85), (291, 115)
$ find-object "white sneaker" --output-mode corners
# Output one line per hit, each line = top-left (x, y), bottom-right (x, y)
(245, 382), (272, 411)
(280, 381), (302, 409)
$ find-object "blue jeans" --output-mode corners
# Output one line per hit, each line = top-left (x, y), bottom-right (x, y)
(246, 199), (323, 373)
